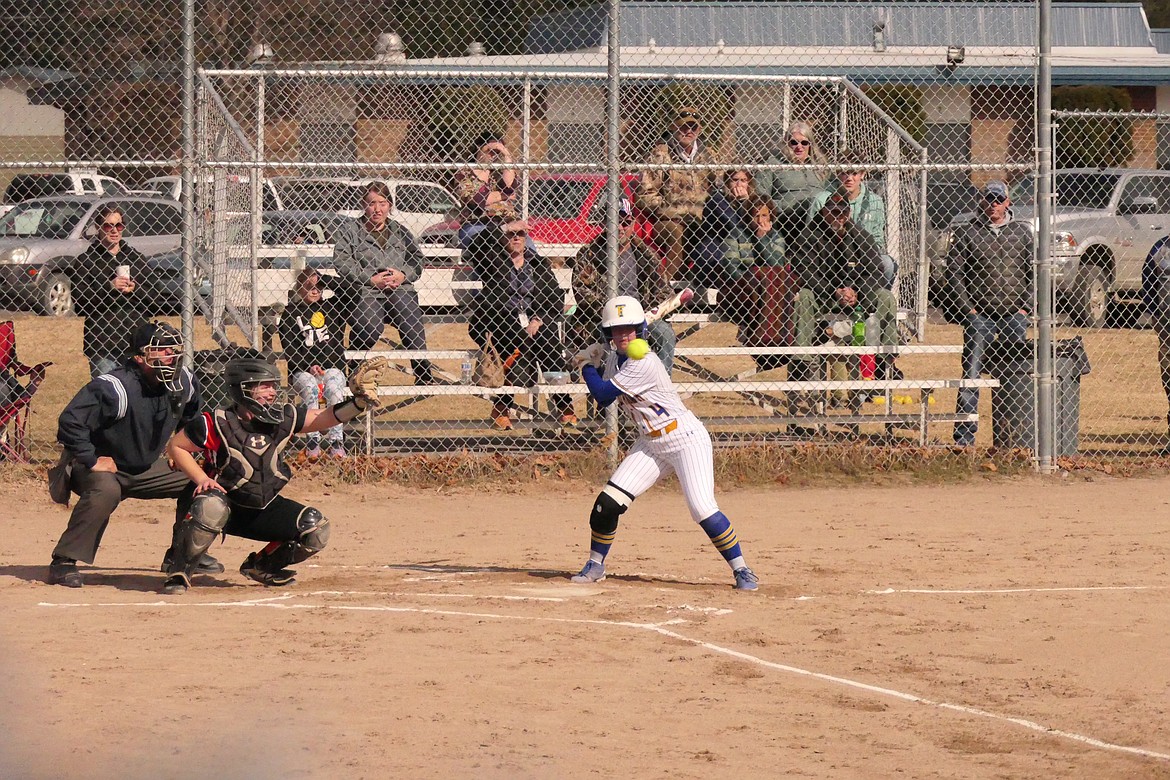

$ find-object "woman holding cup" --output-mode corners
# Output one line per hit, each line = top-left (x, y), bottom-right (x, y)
(74, 204), (151, 377)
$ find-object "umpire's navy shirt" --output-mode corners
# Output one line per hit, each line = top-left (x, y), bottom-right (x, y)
(57, 362), (200, 474)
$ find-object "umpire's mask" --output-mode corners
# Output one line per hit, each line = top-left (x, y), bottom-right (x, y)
(130, 320), (184, 392)
(224, 357), (287, 424)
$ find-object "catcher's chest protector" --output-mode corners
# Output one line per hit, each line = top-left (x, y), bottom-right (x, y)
(212, 406), (297, 509)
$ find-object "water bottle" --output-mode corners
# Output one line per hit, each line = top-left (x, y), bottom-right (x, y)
(864, 312), (880, 347)
(461, 358), (473, 385)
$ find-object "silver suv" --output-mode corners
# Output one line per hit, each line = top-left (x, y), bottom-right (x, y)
(938, 169), (1170, 327)
(0, 195), (181, 316)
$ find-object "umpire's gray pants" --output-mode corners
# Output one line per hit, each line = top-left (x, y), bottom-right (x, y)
(52, 458), (190, 564)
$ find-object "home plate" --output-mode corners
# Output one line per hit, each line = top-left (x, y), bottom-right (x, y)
(514, 586), (603, 598)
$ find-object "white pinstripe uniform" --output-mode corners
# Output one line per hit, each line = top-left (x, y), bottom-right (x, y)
(605, 350), (719, 522)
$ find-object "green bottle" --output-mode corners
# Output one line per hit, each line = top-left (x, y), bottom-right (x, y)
(851, 305), (866, 346)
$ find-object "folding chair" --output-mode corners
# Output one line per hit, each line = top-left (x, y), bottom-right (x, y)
(0, 321), (52, 462)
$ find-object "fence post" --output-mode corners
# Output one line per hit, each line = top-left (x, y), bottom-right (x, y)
(180, 0), (196, 365)
(1036, 0), (1056, 472)
(605, 0), (622, 469)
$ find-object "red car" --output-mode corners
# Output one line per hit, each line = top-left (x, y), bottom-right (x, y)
(418, 172), (651, 260)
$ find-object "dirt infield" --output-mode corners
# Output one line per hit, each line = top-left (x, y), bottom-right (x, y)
(2, 474), (1169, 779)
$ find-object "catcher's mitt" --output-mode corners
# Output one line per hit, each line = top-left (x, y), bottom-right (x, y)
(348, 357), (391, 409)
(570, 342), (606, 371)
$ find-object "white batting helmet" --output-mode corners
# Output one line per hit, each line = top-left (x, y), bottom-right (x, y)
(600, 296), (646, 331)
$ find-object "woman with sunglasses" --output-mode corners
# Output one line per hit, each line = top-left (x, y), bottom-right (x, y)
(466, 218), (578, 432)
(754, 120), (829, 249)
(73, 204), (151, 377)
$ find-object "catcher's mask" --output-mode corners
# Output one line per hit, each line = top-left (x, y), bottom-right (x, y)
(130, 320), (184, 392)
(224, 357), (287, 424)
(599, 295), (648, 341)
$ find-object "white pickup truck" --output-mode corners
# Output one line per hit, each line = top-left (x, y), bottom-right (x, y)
(0, 172), (131, 217)
(938, 169), (1170, 327)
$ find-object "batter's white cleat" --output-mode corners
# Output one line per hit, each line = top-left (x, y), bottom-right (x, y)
(733, 567), (759, 591)
(570, 560), (606, 583)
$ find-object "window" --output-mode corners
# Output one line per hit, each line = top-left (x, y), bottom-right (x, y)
(1054, 173), (1119, 210)
(99, 179), (129, 197)
(395, 185), (455, 214)
(276, 180), (363, 213)
(121, 201), (181, 236)
(80, 178), (98, 193)
(528, 179), (595, 220)
(4, 174), (73, 202)
(1121, 176), (1170, 211)
(0, 201), (89, 238)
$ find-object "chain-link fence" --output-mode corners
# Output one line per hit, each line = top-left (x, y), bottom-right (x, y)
(14, 0), (1165, 466)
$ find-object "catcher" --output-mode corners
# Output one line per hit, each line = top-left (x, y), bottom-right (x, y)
(160, 355), (389, 594)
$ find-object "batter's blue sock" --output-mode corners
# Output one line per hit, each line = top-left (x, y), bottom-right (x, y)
(588, 529), (615, 564)
(700, 512), (746, 571)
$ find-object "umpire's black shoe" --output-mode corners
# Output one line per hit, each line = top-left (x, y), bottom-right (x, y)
(160, 549), (225, 575)
(48, 558), (83, 588)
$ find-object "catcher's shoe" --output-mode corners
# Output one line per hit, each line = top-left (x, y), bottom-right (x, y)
(559, 413), (584, 435)
(733, 567), (760, 591)
(491, 415), (514, 431)
(162, 572), (190, 595)
(160, 549), (225, 575)
(570, 560), (606, 583)
(239, 553), (297, 587)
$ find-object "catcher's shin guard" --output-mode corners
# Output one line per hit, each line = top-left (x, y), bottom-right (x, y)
(167, 491), (231, 576)
(239, 507), (330, 587)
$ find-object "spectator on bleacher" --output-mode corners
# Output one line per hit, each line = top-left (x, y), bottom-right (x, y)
(948, 180), (1032, 448)
(685, 168), (758, 293)
(278, 269), (347, 459)
(807, 150), (896, 288)
(454, 131), (520, 252)
(636, 106), (721, 283)
(790, 194), (900, 385)
(570, 197), (677, 372)
(719, 195), (787, 370)
(332, 181), (434, 385)
(755, 120), (828, 249)
(466, 218), (579, 433)
(73, 204), (150, 377)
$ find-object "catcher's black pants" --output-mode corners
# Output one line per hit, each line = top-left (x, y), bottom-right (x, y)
(177, 489), (314, 544)
(52, 458), (189, 564)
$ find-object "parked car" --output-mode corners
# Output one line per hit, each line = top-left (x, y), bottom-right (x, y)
(0, 195), (181, 316)
(269, 177), (456, 238)
(1, 172), (131, 217)
(417, 172), (646, 263)
(140, 175), (284, 212)
(934, 169), (1170, 327)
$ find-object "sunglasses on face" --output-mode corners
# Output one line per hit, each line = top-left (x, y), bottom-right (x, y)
(505, 230), (527, 239)
(101, 221), (124, 230)
(983, 194), (1008, 204)
(788, 139), (810, 147)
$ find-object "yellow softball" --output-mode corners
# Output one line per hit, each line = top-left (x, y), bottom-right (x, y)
(626, 338), (650, 360)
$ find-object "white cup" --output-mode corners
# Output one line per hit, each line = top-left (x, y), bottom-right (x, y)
(115, 265), (131, 280)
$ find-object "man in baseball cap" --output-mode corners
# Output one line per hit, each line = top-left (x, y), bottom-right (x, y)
(949, 177), (1031, 447)
(636, 104), (720, 282)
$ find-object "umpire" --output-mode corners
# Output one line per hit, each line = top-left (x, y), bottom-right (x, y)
(47, 321), (222, 587)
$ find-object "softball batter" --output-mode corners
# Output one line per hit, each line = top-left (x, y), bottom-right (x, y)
(569, 295), (759, 591)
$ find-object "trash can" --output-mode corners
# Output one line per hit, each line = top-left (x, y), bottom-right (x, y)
(193, 346), (269, 412)
(986, 337), (1091, 456)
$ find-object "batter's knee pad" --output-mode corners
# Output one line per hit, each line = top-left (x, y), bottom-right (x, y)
(589, 484), (631, 536)
(296, 507), (330, 555)
(169, 490), (231, 574)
